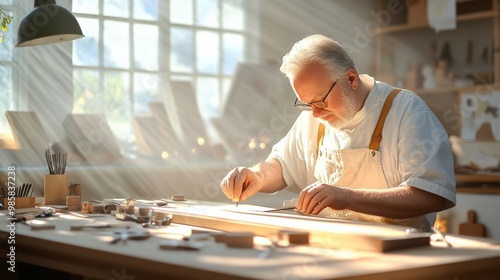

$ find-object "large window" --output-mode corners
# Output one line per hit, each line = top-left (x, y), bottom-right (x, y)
(72, 0), (257, 150)
(0, 0), (14, 134)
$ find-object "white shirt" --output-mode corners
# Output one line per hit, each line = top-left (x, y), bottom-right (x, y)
(268, 78), (456, 208)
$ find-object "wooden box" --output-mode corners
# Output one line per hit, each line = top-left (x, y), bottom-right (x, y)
(2, 197), (36, 209)
(44, 174), (68, 205)
(406, 0), (428, 26)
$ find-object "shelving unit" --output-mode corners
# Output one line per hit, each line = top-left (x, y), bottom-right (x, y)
(374, 0), (500, 89)
(373, 1), (500, 238)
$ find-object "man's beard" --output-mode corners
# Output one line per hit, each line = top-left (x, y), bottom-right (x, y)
(318, 83), (358, 129)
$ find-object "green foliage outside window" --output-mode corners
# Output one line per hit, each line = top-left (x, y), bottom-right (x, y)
(0, 9), (13, 43)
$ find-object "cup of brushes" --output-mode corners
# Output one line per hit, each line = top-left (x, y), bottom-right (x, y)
(44, 148), (68, 205)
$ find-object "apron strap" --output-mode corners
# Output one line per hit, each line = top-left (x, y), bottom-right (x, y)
(369, 88), (402, 151)
(316, 88), (402, 154)
(317, 123), (325, 155)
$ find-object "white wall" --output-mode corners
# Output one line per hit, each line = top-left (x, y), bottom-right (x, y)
(259, 0), (376, 74)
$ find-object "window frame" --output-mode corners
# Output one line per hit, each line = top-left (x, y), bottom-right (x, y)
(71, 0), (259, 149)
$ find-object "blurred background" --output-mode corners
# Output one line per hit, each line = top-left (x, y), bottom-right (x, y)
(0, 0), (378, 202)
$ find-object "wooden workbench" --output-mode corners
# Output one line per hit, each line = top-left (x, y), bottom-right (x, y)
(1, 204), (500, 280)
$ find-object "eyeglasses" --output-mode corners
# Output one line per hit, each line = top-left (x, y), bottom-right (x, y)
(294, 81), (337, 111)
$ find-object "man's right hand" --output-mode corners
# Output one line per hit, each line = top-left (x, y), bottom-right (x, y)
(220, 166), (264, 202)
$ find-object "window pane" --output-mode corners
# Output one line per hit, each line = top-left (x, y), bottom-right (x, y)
(104, 71), (131, 140)
(73, 69), (100, 114)
(196, 0), (219, 28)
(73, 17), (99, 66)
(223, 33), (244, 75)
(104, 0), (129, 18)
(196, 76), (219, 119)
(196, 76), (219, 140)
(73, 0), (99, 14)
(134, 0), (158, 21)
(104, 21), (130, 68)
(170, 0), (193, 25)
(134, 24), (158, 71)
(0, 0), (12, 5)
(134, 73), (159, 115)
(222, 0), (244, 31)
(222, 77), (231, 110)
(0, 65), (12, 133)
(170, 27), (193, 73)
(196, 31), (219, 74)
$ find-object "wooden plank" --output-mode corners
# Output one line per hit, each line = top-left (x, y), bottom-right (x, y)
(156, 206), (430, 252)
(456, 173), (500, 184)
(376, 10), (499, 35)
(457, 186), (500, 194)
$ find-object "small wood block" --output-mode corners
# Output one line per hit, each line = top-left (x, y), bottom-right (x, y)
(278, 230), (310, 245)
(160, 240), (204, 251)
(23, 221), (55, 230)
(66, 195), (80, 206)
(116, 205), (135, 214)
(135, 206), (150, 216)
(104, 204), (117, 214)
(89, 204), (104, 214)
(186, 233), (214, 242)
(222, 232), (254, 248)
(212, 232), (227, 243)
(115, 213), (134, 221)
(67, 205), (80, 211)
(70, 221), (110, 231)
(171, 194), (186, 201)
(459, 210), (486, 237)
(82, 201), (90, 210)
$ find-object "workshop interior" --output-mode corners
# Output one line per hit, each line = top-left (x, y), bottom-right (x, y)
(1, 0), (500, 279)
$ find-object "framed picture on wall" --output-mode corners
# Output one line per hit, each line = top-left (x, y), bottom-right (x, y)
(456, 87), (500, 170)
(460, 89), (500, 141)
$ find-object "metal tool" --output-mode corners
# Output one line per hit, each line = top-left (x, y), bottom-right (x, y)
(108, 228), (151, 244)
(258, 241), (278, 259)
(142, 209), (172, 228)
(432, 227), (453, 248)
(259, 206), (296, 213)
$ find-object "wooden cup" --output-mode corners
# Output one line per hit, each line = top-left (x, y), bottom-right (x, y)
(44, 174), (68, 205)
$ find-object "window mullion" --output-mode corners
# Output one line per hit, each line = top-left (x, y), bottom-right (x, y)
(98, 0), (105, 113)
(129, 0), (134, 118)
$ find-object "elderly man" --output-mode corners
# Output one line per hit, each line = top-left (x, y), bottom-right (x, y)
(220, 34), (456, 232)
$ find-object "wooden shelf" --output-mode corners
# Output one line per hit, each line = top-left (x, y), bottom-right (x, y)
(377, 10), (499, 35)
(455, 173), (500, 194)
(457, 186), (500, 194)
(456, 173), (500, 183)
(411, 83), (500, 95)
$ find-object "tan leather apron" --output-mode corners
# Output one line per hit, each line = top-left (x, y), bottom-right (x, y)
(313, 88), (429, 232)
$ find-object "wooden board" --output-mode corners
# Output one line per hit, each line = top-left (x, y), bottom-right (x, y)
(170, 81), (210, 158)
(5, 111), (50, 164)
(133, 116), (166, 158)
(63, 114), (122, 164)
(154, 205), (430, 252)
(459, 210), (486, 237)
(148, 102), (184, 159)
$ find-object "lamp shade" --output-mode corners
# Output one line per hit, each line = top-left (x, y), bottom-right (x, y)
(16, 0), (84, 47)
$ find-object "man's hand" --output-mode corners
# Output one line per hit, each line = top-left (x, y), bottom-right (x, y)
(297, 182), (349, 215)
(220, 166), (264, 202)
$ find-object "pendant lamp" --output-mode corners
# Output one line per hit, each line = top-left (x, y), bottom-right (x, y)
(16, 0), (84, 47)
